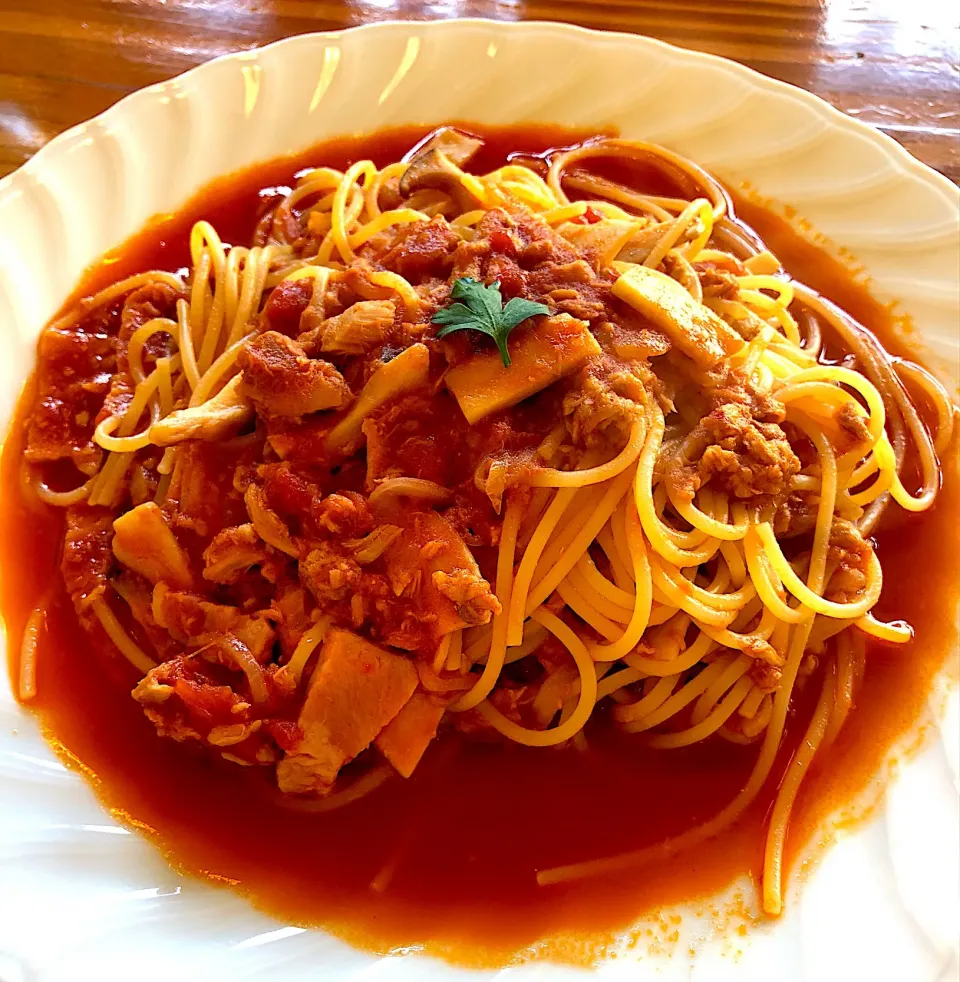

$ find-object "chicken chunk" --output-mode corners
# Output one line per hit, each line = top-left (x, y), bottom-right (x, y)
(373, 216), (461, 283)
(261, 278), (314, 337)
(300, 541), (362, 604)
(133, 652), (278, 764)
(62, 506), (115, 626)
(277, 628), (417, 793)
(312, 491), (376, 537)
(133, 655), (246, 738)
(112, 502), (192, 589)
(26, 320), (114, 476)
(374, 690), (448, 778)
(26, 284), (177, 475)
(239, 331), (352, 418)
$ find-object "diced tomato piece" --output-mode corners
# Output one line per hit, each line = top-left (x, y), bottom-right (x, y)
(263, 280), (312, 337)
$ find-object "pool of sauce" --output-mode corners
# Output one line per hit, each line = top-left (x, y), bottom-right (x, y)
(1, 124), (957, 966)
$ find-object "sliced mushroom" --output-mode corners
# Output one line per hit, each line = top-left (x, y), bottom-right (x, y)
(405, 127), (484, 168)
(559, 219), (649, 267)
(150, 374), (252, 447)
(398, 149), (485, 210)
(618, 224), (687, 265)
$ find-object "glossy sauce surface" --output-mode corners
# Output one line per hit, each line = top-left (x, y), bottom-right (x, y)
(2, 125), (957, 965)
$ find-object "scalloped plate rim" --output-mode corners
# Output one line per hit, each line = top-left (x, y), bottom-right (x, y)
(2, 20), (958, 209)
(0, 18), (957, 982)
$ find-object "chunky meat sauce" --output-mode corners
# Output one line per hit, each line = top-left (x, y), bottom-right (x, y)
(20, 131), (872, 800)
(5, 124), (957, 963)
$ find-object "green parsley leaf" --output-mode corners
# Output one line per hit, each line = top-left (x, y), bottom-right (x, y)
(432, 277), (550, 367)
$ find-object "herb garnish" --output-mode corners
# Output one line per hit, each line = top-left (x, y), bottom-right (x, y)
(432, 277), (550, 368)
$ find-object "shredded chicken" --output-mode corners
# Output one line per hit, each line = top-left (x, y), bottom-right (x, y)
(432, 568), (501, 626)
(244, 484), (299, 557)
(835, 401), (872, 450)
(563, 366), (648, 447)
(300, 541), (362, 603)
(132, 651), (279, 764)
(384, 510), (500, 635)
(202, 524), (270, 584)
(313, 491), (375, 537)
(316, 300), (395, 356)
(152, 583), (276, 662)
(698, 266), (741, 301)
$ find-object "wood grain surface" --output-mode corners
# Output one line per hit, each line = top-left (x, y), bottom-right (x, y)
(0, 0), (957, 183)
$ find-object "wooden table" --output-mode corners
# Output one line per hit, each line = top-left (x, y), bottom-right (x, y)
(1, 0), (957, 183)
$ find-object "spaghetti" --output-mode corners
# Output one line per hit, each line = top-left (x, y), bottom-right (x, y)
(13, 127), (955, 923)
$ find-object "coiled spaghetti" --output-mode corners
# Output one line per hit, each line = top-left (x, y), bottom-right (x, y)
(18, 129), (955, 921)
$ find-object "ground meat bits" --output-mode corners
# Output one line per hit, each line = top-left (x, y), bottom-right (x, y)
(673, 403), (801, 501)
(300, 541), (363, 603)
(239, 331), (352, 418)
(825, 519), (872, 603)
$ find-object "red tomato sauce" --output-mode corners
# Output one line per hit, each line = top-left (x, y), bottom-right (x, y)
(2, 124), (957, 967)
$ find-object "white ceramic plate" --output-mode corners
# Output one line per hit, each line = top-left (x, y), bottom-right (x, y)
(0, 20), (957, 982)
